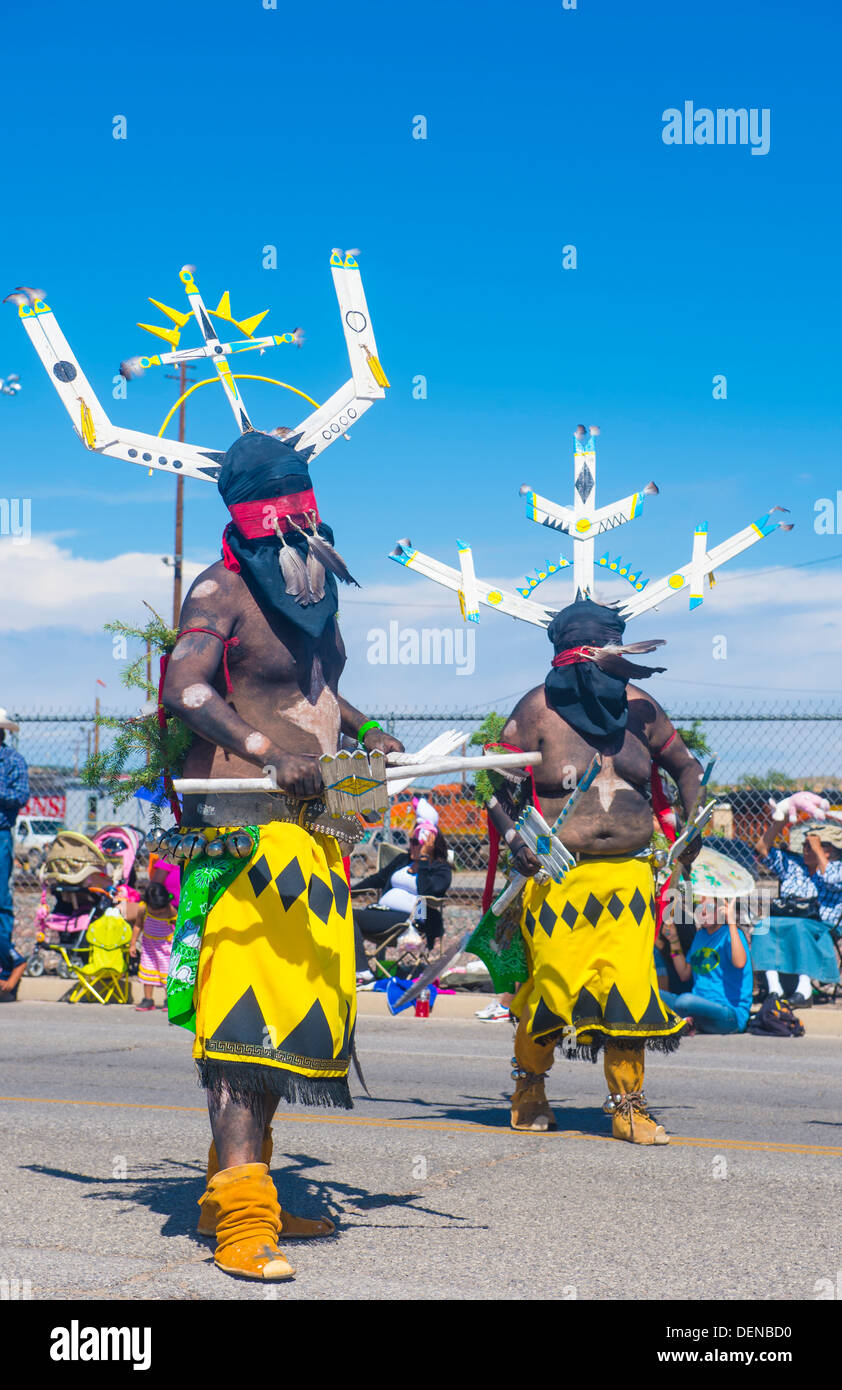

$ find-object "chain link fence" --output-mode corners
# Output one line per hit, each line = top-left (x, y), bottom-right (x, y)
(8, 704), (842, 898)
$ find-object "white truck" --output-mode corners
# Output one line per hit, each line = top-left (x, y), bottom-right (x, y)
(13, 814), (65, 872)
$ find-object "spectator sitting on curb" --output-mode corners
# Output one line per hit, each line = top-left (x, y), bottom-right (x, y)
(659, 897), (753, 1035)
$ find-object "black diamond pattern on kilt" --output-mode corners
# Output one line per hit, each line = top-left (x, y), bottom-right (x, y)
(582, 892), (603, 927)
(329, 869), (350, 919)
(532, 994), (566, 1039)
(278, 998), (335, 1060)
(628, 887), (647, 925)
(247, 854), (272, 898)
(603, 983), (637, 1027)
(308, 874), (334, 924)
(606, 892), (624, 920)
(637, 985), (669, 1028)
(538, 899), (558, 938)
(561, 900), (579, 931)
(275, 858), (306, 910)
(524, 907), (537, 938)
(572, 986), (604, 1025)
(213, 986), (268, 1047)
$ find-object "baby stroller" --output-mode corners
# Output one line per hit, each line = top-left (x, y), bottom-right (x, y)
(25, 826), (140, 981)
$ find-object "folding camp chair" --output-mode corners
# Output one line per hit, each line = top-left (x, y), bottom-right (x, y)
(45, 910), (133, 1004)
(358, 842), (446, 979)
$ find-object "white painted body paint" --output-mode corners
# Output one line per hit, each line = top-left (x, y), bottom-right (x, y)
(245, 732), (270, 755)
(282, 655), (341, 754)
(594, 761), (635, 813)
(182, 682), (213, 709)
(192, 579), (219, 598)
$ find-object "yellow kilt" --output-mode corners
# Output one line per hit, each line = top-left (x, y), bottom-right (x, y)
(193, 820), (356, 1109)
(511, 856), (684, 1052)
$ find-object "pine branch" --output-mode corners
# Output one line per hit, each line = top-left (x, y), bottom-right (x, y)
(83, 610), (191, 803)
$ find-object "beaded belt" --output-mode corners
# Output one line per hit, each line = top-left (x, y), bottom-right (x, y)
(179, 791), (364, 845)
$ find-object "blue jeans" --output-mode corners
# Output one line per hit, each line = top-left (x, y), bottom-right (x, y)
(0, 829), (24, 978)
(660, 989), (741, 1035)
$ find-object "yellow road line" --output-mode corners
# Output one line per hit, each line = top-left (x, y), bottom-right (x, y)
(2, 1095), (840, 1157)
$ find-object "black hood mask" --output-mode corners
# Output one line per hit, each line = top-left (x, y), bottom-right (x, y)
(218, 431), (358, 639)
(544, 598), (666, 740)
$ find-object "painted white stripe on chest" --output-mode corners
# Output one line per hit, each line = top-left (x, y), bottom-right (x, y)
(595, 764), (635, 813)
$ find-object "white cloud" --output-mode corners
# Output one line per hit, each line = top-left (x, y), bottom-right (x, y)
(1, 539), (840, 710)
(0, 536), (205, 632)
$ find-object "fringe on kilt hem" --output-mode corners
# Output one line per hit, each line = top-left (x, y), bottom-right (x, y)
(540, 1030), (685, 1063)
(197, 1059), (353, 1113)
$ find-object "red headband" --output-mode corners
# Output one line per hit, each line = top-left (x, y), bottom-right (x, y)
(228, 489), (320, 539)
(551, 646), (594, 668)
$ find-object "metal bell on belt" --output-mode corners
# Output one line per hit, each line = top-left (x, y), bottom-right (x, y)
(180, 832), (207, 860)
(225, 831), (253, 859)
(159, 831), (181, 860)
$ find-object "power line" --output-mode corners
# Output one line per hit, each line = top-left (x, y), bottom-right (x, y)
(714, 548), (842, 584)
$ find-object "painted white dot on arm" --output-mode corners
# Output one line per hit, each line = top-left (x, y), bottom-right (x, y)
(245, 732), (270, 755)
(182, 683), (214, 709)
(192, 579), (219, 598)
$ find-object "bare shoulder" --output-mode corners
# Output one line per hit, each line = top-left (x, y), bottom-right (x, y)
(503, 685), (547, 741)
(183, 560), (240, 606)
(627, 682), (674, 746)
(627, 682), (667, 722)
(179, 560), (248, 630)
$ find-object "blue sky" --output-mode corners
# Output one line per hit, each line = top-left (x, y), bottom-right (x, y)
(1, 0), (840, 721)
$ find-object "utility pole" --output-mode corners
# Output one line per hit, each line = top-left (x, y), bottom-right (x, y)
(94, 679), (106, 759)
(165, 361), (193, 627)
(145, 643), (152, 765)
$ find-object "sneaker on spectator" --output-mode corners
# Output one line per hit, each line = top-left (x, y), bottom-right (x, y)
(356, 970), (374, 990)
(475, 1000), (510, 1021)
(135, 998), (155, 1012)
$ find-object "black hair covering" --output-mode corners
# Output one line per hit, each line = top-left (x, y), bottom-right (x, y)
(545, 599), (629, 739)
(217, 431), (339, 639)
(217, 429), (315, 507)
(546, 598), (626, 649)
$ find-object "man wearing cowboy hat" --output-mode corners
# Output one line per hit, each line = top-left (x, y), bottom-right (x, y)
(0, 709), (30, 1000)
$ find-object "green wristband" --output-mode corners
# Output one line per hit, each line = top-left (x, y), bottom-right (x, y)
(358, 719), (382, 744)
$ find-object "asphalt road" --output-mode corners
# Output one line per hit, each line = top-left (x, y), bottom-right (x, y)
(1, 1000), (840, 1301)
